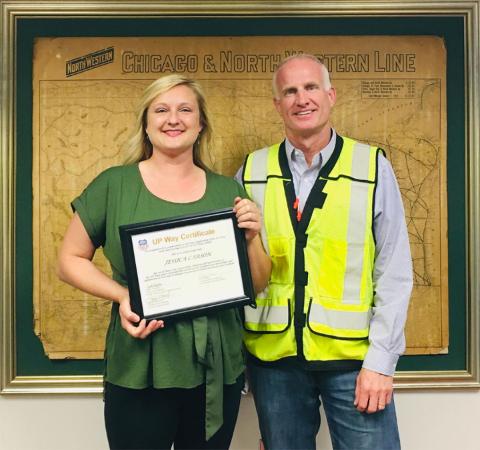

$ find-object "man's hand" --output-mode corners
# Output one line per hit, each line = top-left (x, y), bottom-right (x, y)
(354, 367), (393, 414)
(118, 295), (164, 339)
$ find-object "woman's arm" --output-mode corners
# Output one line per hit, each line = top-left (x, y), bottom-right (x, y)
(233, 197), (271, 294)
(245, 234), (271, 294)
(57, 213), (163, 338)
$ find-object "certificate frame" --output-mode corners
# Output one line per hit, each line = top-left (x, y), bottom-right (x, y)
(119, 208), (254, 321)
(0, 0), (479, 394)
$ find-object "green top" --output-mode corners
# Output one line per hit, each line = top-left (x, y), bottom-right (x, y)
(72, 164), (246, 439)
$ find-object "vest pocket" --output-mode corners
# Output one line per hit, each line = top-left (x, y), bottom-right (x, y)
(268, 237), (294, 284)
(306, 298), (371, 339)
(243, 297), (291, 334)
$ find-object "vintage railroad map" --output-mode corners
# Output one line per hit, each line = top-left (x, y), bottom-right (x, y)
(33, 36), (447, 358)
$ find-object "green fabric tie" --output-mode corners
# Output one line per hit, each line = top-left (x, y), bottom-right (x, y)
(192, 316), (224, 441)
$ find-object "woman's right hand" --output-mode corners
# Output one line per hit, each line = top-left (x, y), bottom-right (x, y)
(118, 294), (164, 339)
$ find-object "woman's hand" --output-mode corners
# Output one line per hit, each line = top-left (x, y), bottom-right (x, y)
(118, 293), (164, 339)
(233, 197), (262, 242)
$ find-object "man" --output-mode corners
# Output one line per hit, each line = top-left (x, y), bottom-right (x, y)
(239, 54), (413, 449)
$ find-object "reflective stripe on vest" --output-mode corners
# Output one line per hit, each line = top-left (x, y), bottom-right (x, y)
(308, 301), (372, 331)
(245, 304), (289, 325)
(343, 142), (373, 305)
(245, 146), (270, 251)
(248, 303), (372, 330)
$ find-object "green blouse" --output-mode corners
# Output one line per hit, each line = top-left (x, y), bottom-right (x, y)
(72, 164), (246, 439)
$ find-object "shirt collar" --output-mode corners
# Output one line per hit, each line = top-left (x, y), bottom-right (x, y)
(285, 128), (337, 170)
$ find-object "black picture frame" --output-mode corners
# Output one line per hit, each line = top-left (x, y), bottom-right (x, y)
(120, 208), (255, 321)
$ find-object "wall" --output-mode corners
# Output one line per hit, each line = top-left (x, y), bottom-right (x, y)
(0, 390), (478, 449)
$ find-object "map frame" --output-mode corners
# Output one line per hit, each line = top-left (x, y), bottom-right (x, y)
(1, 0), (479, 394)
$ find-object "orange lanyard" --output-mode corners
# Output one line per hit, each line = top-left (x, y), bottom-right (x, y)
(293, 197), (302, 221)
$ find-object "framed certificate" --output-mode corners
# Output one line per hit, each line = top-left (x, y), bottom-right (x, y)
(119, 208), (255, 321)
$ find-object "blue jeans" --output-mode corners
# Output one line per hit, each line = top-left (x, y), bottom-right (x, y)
(248, 362), (400, 450)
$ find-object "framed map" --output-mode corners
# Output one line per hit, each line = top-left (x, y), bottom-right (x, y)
(1, 0), (479, 393)
(32, 35), (448, 358)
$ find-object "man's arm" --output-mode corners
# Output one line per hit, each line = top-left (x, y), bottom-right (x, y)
(354, 154), (413, 413)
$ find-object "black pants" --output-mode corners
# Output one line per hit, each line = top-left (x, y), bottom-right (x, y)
(104, 375), (243, 450)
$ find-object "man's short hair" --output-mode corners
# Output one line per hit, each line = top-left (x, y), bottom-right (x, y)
(272, 54), (332, 98)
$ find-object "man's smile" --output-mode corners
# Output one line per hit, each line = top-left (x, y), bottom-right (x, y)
(294, 109), (316, 116)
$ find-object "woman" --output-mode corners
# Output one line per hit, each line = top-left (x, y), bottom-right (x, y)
(57, 75), (271, 450)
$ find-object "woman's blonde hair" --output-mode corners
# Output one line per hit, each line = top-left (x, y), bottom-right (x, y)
(123, 75), (212, 168)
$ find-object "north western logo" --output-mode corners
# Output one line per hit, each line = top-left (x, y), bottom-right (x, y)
(66, 47), (114, 77)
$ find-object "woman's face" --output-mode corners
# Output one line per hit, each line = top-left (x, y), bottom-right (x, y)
(145, 84), (203, 157)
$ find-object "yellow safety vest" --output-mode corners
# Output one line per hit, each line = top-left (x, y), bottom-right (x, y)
(242, 136), (380, 364)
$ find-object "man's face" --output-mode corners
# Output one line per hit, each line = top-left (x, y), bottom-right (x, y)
(273, 58), (336, 140)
